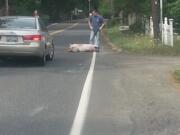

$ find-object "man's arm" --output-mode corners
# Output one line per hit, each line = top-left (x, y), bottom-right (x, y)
(99, 23), (105, 30)
(88, 17), (93, 30)
(99, 17), (105, 30)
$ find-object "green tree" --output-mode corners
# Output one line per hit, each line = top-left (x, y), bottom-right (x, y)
(10, 0), (37, 15)
(98, 0), (111, 17)
(168, 0), (180, 18)
(99, 0), (150, 17)
(166, 0), (180, 32)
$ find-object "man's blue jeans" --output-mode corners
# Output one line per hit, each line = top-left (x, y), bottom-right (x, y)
(89, 30), (100, 48)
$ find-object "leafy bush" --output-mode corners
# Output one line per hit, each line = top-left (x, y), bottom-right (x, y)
(174, 70), (180, 82)
(107, 18), (122, 27)
(106, 25), (180, 55)
(41, 15), (50, 25)
(129, 20), (144, 33)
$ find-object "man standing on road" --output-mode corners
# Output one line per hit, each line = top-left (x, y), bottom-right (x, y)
(88, 9), (105, 52)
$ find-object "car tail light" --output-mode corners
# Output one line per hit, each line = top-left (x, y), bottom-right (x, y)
(23, 35), (41, 41)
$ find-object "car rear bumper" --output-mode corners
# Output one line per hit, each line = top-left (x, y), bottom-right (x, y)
(0, 43), (44, 57)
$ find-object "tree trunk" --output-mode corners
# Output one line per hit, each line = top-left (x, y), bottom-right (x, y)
(151, 0), (159, 40)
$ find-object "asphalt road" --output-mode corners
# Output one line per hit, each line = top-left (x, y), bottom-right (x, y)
(0, 22), (92, 135)
(1, 22), (180, 135)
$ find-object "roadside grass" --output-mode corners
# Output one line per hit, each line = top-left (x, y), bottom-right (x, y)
(106, 25), (180, 56)
(106, 25), (180, 83)
(174, 70), (180, 82)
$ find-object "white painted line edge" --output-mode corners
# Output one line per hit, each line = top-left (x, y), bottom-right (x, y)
(50, 30), (64, 36)
(47, 23), (58, 28)
(50, 23), (78, 36)
(69, 52), (96, 135)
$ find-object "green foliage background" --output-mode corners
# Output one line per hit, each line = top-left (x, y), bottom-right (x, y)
(0, 0), (179, 25)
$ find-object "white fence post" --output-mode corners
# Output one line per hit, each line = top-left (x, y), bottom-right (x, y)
(169, 19), (174, 46)
(162, 22), (164, 44)
(163, 17), (174, 47)
(147, 17), (174, 47)
(164, 17), (168, 45)
(150, 17), (154, 38)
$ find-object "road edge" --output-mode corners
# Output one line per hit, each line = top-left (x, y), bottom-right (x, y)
(101, 29), (122, 53)
(168, 70), (180, 91)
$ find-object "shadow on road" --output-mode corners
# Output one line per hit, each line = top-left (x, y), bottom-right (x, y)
(0, 58), (44, 68)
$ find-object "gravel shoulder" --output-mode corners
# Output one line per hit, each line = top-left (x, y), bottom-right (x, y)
(84, 31), (180, 135)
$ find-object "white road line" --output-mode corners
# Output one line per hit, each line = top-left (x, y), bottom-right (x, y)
(50, 30), (64, 36)
(47, 23), (59, 28)
(69, 52), (96, 135)
(50, 23), (78, 36)
(67, 23), (78, 29)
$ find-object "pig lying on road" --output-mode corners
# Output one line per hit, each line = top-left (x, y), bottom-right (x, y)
(68, 44), (97, 52)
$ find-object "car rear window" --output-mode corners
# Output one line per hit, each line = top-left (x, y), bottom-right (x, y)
(0, 18), (36, 29)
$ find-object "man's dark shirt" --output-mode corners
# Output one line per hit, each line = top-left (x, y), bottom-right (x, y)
(89, 15), (104, 34)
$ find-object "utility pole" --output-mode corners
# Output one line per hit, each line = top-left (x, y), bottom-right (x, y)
(160, 0), (163, 40)
(151, 0), (159, 40)
(160, 0), (163, 27)
(88, 0), (91, 13)
(5, 0), (9, 16)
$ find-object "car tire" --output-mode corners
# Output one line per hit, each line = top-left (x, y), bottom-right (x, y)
(39, 53), (46, 66)
(46, 43), (54, 61)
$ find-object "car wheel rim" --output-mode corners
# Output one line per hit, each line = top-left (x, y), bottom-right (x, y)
(50, 45), (54, 59)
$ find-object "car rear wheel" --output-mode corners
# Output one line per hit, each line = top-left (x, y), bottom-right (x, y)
(39, 53), (46, 66)
(46, 43), (54, 61)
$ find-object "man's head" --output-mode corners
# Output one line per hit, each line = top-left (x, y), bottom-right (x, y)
(92, 9), (98, 16)
(89, 12), (92, 17)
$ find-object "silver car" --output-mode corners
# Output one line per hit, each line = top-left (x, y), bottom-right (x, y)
(0, 16), (54, 65)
